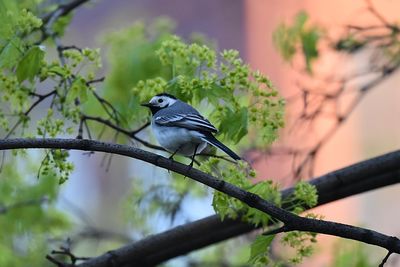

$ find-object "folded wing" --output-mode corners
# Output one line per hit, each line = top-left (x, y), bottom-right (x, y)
(154, 113), (218, 133)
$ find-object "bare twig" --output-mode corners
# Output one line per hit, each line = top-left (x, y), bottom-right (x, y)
(82, 115), (162, 150)
(379, 250), (393, 267)
(365, 0), (391, 27)
(46, 239), (90, 266)
(4, 90), (57, 139)
(90, 91), (121, 123)
(249, 0), (400, 181)
(58, 45), (83, 52)
(86, 77), (105, 85)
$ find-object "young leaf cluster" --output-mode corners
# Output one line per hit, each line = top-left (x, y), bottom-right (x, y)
(281, 230), (317, 264)
(0, 1), (102, 265)
(273, 11), (322, 74)
(208, 159), (319, 265)
(131, 35), (285, 145)
(38, 149), (74, 185)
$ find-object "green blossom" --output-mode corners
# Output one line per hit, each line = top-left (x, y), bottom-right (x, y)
(294, 181), (318, 208)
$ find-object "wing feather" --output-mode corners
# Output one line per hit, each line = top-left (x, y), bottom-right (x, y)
(155, 113), (218, 133)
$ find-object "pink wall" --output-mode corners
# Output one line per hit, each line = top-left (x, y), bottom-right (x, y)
(243, 0), (400, 265)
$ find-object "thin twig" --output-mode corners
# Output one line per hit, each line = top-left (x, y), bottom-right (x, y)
(365, 0), (391, 27)
(4, 90), (57, 139)
(83, 115), (164, 151)
(379, 250), (393, 267)
(86, 77), (105, 85)
(41, 0), (91, 24)
(90, 91), (120, 123)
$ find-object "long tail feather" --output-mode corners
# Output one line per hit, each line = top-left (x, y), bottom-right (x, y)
(202, 134), (241, 160)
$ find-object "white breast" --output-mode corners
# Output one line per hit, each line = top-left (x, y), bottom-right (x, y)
(151, 122), (207, 156)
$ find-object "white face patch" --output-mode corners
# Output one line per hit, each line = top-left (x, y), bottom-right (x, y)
(149, 95), (177, 108)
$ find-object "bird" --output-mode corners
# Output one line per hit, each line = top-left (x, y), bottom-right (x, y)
(141, 93), (241, 165)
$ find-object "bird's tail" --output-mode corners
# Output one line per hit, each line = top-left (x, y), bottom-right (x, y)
(202, 134), (241, 160)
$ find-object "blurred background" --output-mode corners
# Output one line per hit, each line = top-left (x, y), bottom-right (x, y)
(50, 0), (400, 266)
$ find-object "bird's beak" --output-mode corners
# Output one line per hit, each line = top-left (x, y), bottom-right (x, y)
(141, 102), (153, 108)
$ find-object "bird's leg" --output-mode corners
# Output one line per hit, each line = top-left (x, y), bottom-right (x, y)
(167, 146), (182, 174)
(169, 146), (181, 160)
(183, 144), (200, 178)
(183, 144), (199, 179)
(188, 144), (199, 169)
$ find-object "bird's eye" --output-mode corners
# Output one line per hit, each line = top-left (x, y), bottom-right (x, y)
(158, 99), (164, 103)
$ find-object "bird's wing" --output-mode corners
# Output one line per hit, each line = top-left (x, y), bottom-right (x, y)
(154, 113), (218, 133)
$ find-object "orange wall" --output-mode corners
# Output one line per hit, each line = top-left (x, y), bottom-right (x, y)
(244, 1), (362, 265)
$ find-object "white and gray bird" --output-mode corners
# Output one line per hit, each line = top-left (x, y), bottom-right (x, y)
(141, 93), (241, 163)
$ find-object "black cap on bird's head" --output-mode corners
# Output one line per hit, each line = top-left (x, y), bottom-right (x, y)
(155, 93), (177, 99)
(141, 93), (178, 114)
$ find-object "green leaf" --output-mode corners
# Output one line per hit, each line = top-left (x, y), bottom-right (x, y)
(249, 235), (275, 264)
(53, 13), (73, 36)
(301, 28), (319, 74)
(248, 181), (281, 205)
(212, 192), (229, 220)
(293, 10), (308, 30)
(0, 0), (18, 38)
(272, 10), (321, 74)
(273, 24), (295, 61)
(206, 83), (231, 106)
(16, 46), (45, 82)
(0, 37), (23, 68)
(293, 181), (318, 208)
(218, 107), (248, 144)
(48, 65), (67, 76)
(67, 77), (88, 103)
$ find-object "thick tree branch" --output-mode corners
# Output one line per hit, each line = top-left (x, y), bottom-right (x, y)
(0, 138), (398, 266)
(80, 153), (400, 266)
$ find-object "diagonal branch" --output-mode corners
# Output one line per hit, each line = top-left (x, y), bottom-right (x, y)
(77, 150), (400, 266)
(0, 138), (398, 266)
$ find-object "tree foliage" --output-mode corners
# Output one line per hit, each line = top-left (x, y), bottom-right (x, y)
(273, 11), (321, 74)
(0, 1), (397, 267)
(0, 0), (298, 266)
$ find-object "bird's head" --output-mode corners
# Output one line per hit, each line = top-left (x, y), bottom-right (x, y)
(141, 93), (178, 114)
